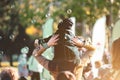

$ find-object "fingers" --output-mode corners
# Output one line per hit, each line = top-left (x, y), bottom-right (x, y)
(52, 34), (59, 45)
(34, 39), (39, 47)
(71, 38), (76, 44)
(71, 37), (85, 47)
(52, 34), (59, 40)
(47, 34), (59, 46)
(53, 35), (59, 45)
(71, 37), (79, 44)
(52, 34), (59, 42)
(35, 39), (39, 44)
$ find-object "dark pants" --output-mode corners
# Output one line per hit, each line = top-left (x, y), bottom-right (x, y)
(31, 72), (40, 80)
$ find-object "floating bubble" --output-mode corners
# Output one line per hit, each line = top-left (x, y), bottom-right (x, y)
(23, 38), (26, 41)
(0, 51), (4, 55)
(11, 5), (15, 8)
(31, 19), (36, 24)
(67, 9), (72, 14)
(0, 36), (2, 40)
(45, 13), (51, 18)
(9, 35), (15, 40)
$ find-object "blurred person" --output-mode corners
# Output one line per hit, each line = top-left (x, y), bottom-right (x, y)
(56, 71), (76, 80)
(19, 77), (27, 80)
(33, 18), (95, 80)
(92, 61), (113, 80)
(91, 15), (112, 78)
(98, 64), (112, 80)
(0, 67), (19, 80)
(27, 42), (43, 80)
(18, 46), (29, 80)
(83, 62), (93, 80)
(72, 37), (95, 80)
(111, 37), (120, 80)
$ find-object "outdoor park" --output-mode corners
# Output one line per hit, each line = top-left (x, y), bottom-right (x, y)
(0, 0), (120, 80)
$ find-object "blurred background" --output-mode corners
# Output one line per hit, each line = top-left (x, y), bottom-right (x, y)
(0, 0), (120, 79)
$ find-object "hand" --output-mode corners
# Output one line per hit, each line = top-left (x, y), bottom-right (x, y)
(33, 35), (59, 57)
(72, 36), (95, 50)
(72, 36), (84, 47)
(34, 39), (39, 47)
(47, 34), (59, 47)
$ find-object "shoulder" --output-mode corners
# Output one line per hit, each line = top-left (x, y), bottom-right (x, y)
(113, 38), (120, 44)
(112, 69), (120, 80)
(112, 38), (120, 49)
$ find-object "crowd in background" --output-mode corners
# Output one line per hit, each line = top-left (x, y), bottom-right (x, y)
(0, 16), (120, 80)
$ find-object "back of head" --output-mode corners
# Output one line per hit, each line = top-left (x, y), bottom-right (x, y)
(111, 38), (120, 70)
(19, 77), (27, 80)
(57, 71), (76, 80)
(58, 18), (73, 30)
(0, 67), (19, 80)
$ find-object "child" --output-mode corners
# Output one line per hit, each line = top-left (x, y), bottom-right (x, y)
(18, 46), (29, 80)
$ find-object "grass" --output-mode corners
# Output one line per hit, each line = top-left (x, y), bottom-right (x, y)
(0, 61), (18, 67)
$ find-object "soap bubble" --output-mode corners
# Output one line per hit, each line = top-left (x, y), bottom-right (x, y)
(67, 9), (72, 14)
(45, 13), (51, 18)
(31, 19), (36, 24)
(0, 51), (4, 55)
(0, 36), (2, 40)
(9, 35), (15, 40)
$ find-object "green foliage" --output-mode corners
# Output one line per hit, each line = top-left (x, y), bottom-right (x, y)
(1, 0), (120, 36)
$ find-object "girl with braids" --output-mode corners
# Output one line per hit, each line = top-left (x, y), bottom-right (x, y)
(33, 18), (95, 80)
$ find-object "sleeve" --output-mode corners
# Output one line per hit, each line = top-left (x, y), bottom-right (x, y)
(35, 55), (50, 71)
(38, 36), (52, 44)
